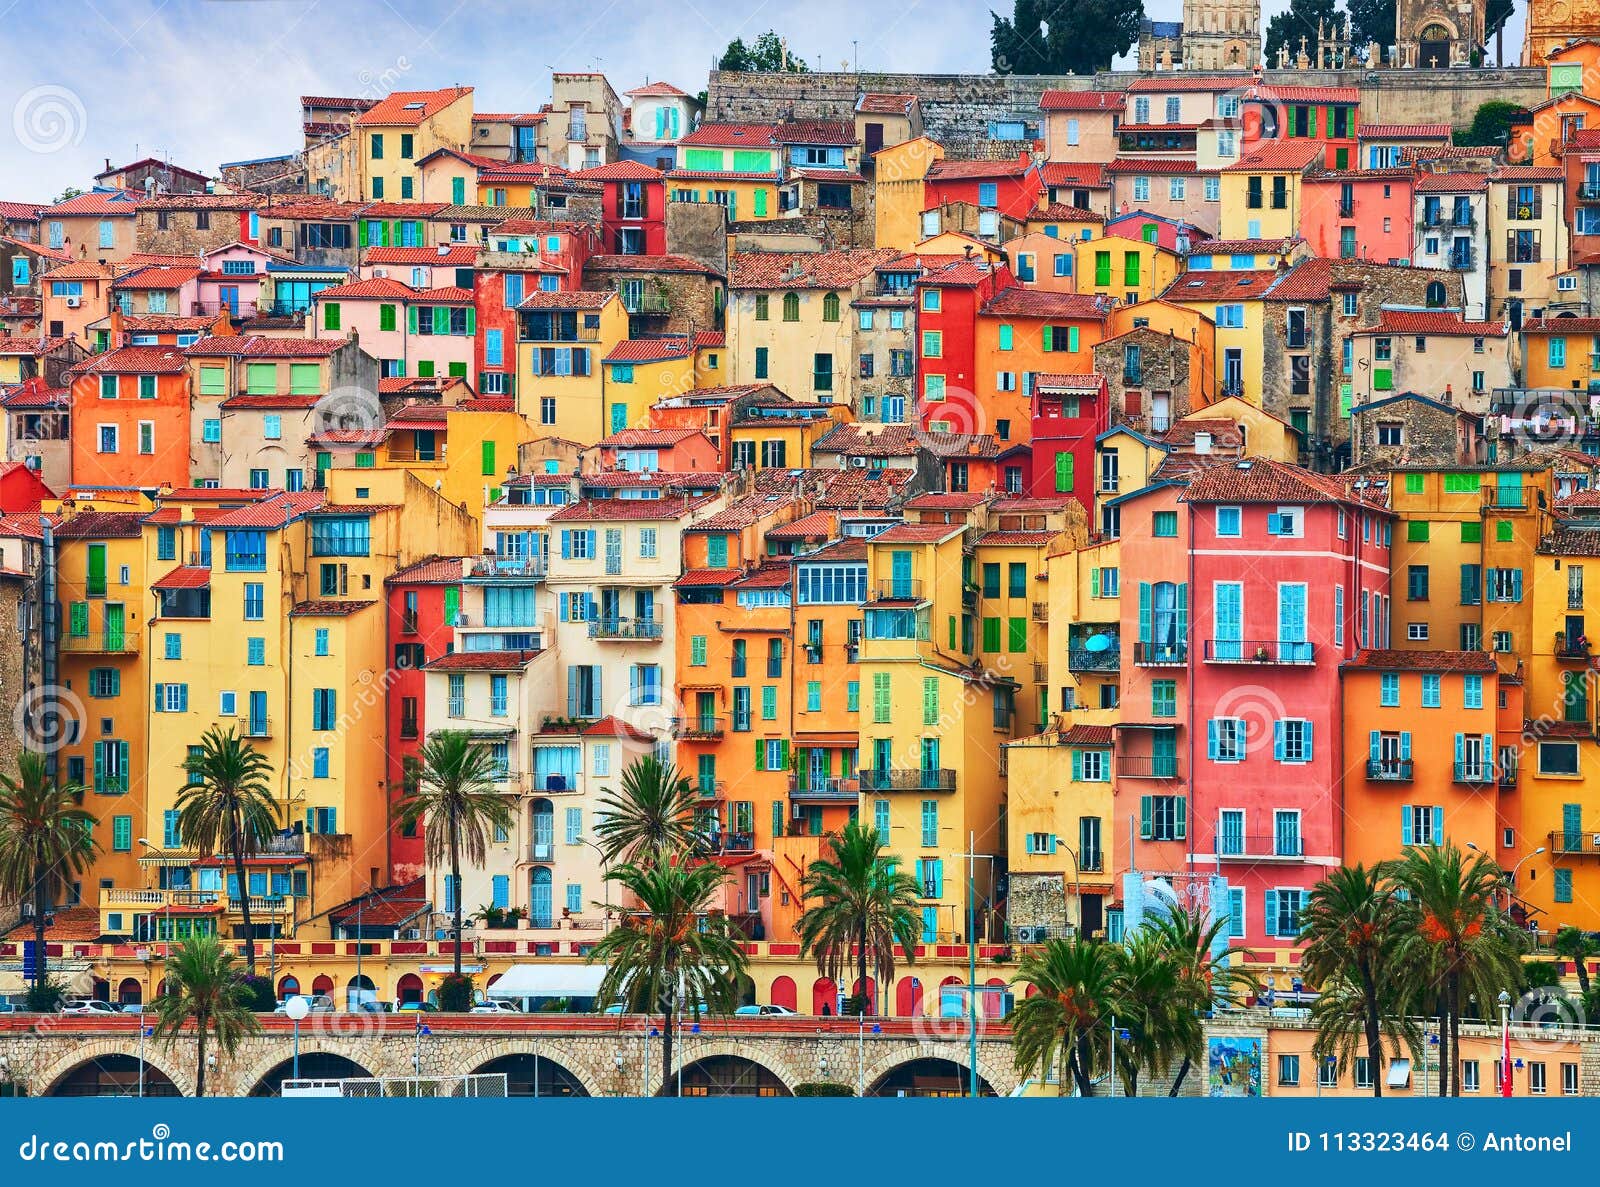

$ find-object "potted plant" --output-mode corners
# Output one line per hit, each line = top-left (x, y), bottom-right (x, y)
(1253, 644), (1270, 661)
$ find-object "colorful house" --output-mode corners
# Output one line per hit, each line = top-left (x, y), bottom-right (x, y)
(576, 161), (667, 255)
(356, 87), (475, 203)
(68, 346), (191, 488)
(515, 290), (629, 445)
(667, 123), (782, 222)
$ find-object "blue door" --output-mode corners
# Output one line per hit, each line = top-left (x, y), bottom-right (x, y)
(219, 285), (240, 316)
(530, 867), (553, 929)
(248, 691), (267, 737)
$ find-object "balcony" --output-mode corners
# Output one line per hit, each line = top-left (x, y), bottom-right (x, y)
(1579, 183), (1600, 202)
(386, 446), (447, 465)
(1116, 755), (1178, 779)
(675, 716), (725, 740)
(1338, 201), (1355, 217)
(1067, 646), (1120, 673)
(191, 299), (259, 318)
(961, 582), (978, 610)
(529, 839), (554, 862)
(1550, 828), (1600, 857)
(696, 780), (726, 800)
(588, 616), (664, 640)
(1484, 490), (1528, 510)
(786, 776), (860, 801)
(1215, 834), (1304, 862)
(1031, 602), (1049, 623)
(61, 631), (140, 655)
(1453, 762), (1497, 786)
(228, 894), (295, 921)
(1032, 661), (1049, 684)
(468, 557), (547, 580)
(1555, 632), (1591, 661)
(1203, 638), (1315, 664)
(619, 289), (671, 314)
(101, 888), (222, 909)
(1448, 247), (1477, 271)
(869, 578), (923, 602)
(243, 716), (273, 739)
(858, 767), (956, 793)
(1499, 761), (1519, 789)
(1133, 641), (1187, 666)
(1366, 759), (1414, 782)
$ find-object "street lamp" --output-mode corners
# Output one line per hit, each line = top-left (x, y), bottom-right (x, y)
(1467, 843), (1546, 911)
(578, 838), (611, 934)
(285, 994), (310, 1084)
(1498, 988), (1513, 1096)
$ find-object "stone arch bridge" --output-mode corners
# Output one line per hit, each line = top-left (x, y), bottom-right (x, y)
(0, 1015), (1022, 1098)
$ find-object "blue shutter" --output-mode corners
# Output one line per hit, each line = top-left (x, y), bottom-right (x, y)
(1272, 721), (1284, 761)
(1432, 805), (1444, 845)
(1138, 582), (1152, 644)
(1139, 795), (1152, 838)
(153, 683), (164, 712)
(1176, 582), (1188, 644)
(1401, 806), (1413, 845)
(1206, 719), (1218, 760)
(560, 530), (572, 559)
(1303, 721), (1313, 761)
(492, 875), (509, 909)
(566, 666), (578, 717)
(1071, 749), (1082, 781)
(1400, 732), (1411, 759)
(1369, 730), (1380, 762)
(1263, 891), (1278, 937)
(1174, 796), (1186, 838)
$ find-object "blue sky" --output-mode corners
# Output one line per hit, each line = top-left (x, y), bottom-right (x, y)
(2, 0), (1526, 199)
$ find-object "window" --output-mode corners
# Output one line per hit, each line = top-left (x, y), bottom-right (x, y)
(1276, 721), (1312, 764)
(1216, 506), (1240, 537)
(1139, 794), (1186, 841)
(1277, 1055), (1300, 1086)
(1153, 511), (1177, 537)
(1266, 888), (1304, 938)
(1462, 1061), (1480, 1093)
(1209, 717), (1245, 763)
(1380, 673), (1400, 707)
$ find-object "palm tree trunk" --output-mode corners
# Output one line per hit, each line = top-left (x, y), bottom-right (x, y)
(1360, 962), (1383, 1098)
(661, 993), (676, 1097)
(230, 815), (256, 976)
(1575, 956), (1592, 997)
(30, 847), (47, 995)
(1448, 971), (1462, 1097)
(196, 1013), (208, 1097)
(857, 919), (869, 1016)
(1073, 1031), (1095, 1096)
(1168, 1056), (1191, 1097)
(449, 813), (463, 979)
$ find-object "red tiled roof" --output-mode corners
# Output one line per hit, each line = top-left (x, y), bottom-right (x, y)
(1035, 372), (1104, 391)
(871, 522), (964, 544)
(1221, 141), (1323, 172)
(424, 648), (540, 671)
(1414, 172), (1489, 193)
(152, 565), (211, 590)
(44, 190), (143, 217)
(386, 555), (469, 584)
(1030, 202), (1105, 223)
(289, 599), (375, 616)
(816, 469), (911, 511)
(329, 879), (427, 928)
(1352, 310), (1507, 337)
(1061, 723), (1115, 745)
(1039, 89), (1125, 112)
(604, 337), (693, 363)
(311, 276), (417, 301)
(364, 244), (479, 266)
(0, 335), (71, 356)
(679, 122), (779, 147)
(1163, 269), (1279, 301)
(117, 315), (216, 332)
(1492, 166), (1564, 181)
(814, 422), (920, 457)
(1247, 85), (1359, 104)
(583, 714), (654, 741)
(974, 530), (1060, 546)
(516, 290), (615, 310)
(906, 491), (987, 510)
(549, 494), (711, 522)
(928, 157), (1034, 180)
(575, 160), (664, 181)
(915, 259), (1001, 287)
(185, 334), (342, 357)
(673, 568), (742, 588)
(981, 288), (1109, 320)
(1104, 158), (1200, 175)
(764, 509), (834, 539)
(856, 93), (919, 115)
(692, 330), (725, 349)
(356, 201), (447, 218)
(70, 345), (187, 375)
(692, 493), (793, 532)
(206, 490), (324, 528)
(0, 201), (43, 221)
(1127, 76), (1240, 92)
(221, 393), (320, 410)
(735, 563), (793, 590)
(731, 248), (900, 290)
(52, 510), (147, 539)
(598, 427), (705, 447)
(1525, 318), (1600, 333)
(1, 378), (68, 409)
(1040, 162), (1107, 188)
(1341, 649), (1498, 673)
(664, 169), (781, 183)
(625, 81), (691, 98)
(1361, 123), (1452, 139)
(775, 120), (857, 145)
(1180, 457), (1370, 506)
(112, 265), (202, 291)
(356, 86), (472, 126)
(586, 253), (724, 276)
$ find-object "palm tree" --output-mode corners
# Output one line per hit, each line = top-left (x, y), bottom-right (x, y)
(1112, 929), (1182, 1097)
(0, 752), (98, 996)
(391, 731), (512, 979)
(797, 822), (922, 1016)
(1309, 973), (1421, 1092)
(586, 860), (748, 1095)
(1008, 937), (1118, 1096)
(177, 727), (277, 976)
(1385, 842), (1526, 1096)
(1143, 907), (1258, 1095)
(1299, 865), (1406, 1096)
(1553, 925), (1595, 997)
(151, 933), (260, 1096)
(592, 755), (698, 865)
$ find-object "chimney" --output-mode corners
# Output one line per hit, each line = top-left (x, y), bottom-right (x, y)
(1443, 383), (1453, 405)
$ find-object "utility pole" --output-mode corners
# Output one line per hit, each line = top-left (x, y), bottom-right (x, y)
(952, 832), (994, 1099)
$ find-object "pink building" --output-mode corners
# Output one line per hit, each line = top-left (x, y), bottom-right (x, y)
(360, 243), (479, 290)
(1178, 458), (1391, 950)
(1299, 168), (1416, 264)
(1104, 210), (1199, 251)
(198, 243), (284, 319)
(311, 276), (475, 380)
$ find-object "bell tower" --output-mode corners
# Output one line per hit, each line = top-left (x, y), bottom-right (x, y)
(1179, 0), (1262, 70)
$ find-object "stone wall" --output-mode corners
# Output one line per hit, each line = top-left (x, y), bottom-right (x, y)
(664, 200), (729, 273)
(1351, 396), (1470, 468)
(1096, 326), (1195, 435)
(1007, 872), (1070, 932)
(134, 208), (256, 256)
(580, 263), (725, 338)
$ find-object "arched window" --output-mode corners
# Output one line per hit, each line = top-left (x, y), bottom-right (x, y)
(1425, 280), (1446, 308)
(782, 292), (800, 322)
(821, 291), (840, 322)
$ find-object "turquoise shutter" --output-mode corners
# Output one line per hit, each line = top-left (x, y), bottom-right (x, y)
(1139, 795), (1152, 838)
(1272, 721), (1284, 760)
(1071, 750), (1083, 781)
(1176, 582), (1188, 644)
(1206, 719), (1218, 760)
(1432, 805), (1444, 844)
(1263, 891), (1278, 936)
(1453, 733), (1464, 767)
(1401, 806), (1413, 845)
(1303, 721), (1314, 760)
(1138, 582), (1152, 644)
(1401, 731), (1412, 759)
(407, 305), (418, 334)
(1368, 730), (1380, 762)
(1175, 796), (1186, 839)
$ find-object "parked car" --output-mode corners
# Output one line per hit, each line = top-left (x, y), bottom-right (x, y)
(0, 1001), (17, 1014)
(599, 1003), (627, 1015)
(470, 1000), (521, 1014)
(397, 1001), (438, 1013)
(119, 1002), (146, 1014)
(273, 994), (335, 1015)
(58, 999), (119, 1015)
(354, 1000), (394, 1013)
(734, 1004), (797, 1017)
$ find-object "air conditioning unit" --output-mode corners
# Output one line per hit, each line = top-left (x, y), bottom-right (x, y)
(1015, 925), (1050, 945)
(792, 803), (807, 819)
(372, 267), (387, 278)
(1592, 833), (1600, 849)
(64, 296), (81, 308)
(453, 612), (469, 626)
(851, 456), (867, 468)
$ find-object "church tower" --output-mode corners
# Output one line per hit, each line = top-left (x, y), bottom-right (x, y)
(1180, 0), (1262, 70)
(1524, 1), (1600, 66)
(1395, 0), (1486, 67)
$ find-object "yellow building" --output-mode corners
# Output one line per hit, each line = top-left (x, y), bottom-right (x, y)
(516, 291), (629, 446)
(602, 338), (698, 436)
(1488, 167), (1568, 318)
(872, 136), (944, 250)
(666, 123), (783, 222)
(1217, 141), (1321, 241)
(727, 249), (899, 414)
(1161, 270), (1276, 404)
(1073, 235), (1183, 304)
(728, 399), (839, 470)
(376, 401), (534, 525)
(1521, 317), (1600, 390)
(355, 86), (475, 203)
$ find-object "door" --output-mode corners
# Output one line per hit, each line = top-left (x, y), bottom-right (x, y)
(1222, 350), (1243, 395)
(103, 604), (125, 651)
(1213, 582), (1242, 661)
(529, 868), (553, 929)
(248, 691), (267, 736)
(532, 800), (554, 859)
(86, 544), (107, 597)
(413, 430), (436, 461)
(864, 122), (884, 156)
(807, 747), (827, 791)
(219, 285), (240, 316)
(1278, 584), (1308, 661)
(1152, 392), (1170, 432)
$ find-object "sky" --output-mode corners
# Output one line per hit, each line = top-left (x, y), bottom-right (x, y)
(2, 0), (1529, 199)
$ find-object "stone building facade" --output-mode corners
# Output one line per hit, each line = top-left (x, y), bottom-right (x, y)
(581, 255), (726, 337)
(1396, 0), (1486, 67)
(1349, 391), (1481, 469)
(1180, 0), (1260, 69)
(134, 195), (264, 256)
(1095, 325), (1196, 435)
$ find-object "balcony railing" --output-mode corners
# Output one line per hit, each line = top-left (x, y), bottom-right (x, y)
(588, 617), (664, 640)
(386, 447), (447, 464)
(530, 839), (555, 862)
(1366, 759), (1414, 781)
(1499, 761), (1519, 789)
(1116, 755), (1178, 779)
(858, 767), (957, 793)
(1203, 639), (1315, 664)
(619, 289), (671, 313)
(1550, 828), (1600, 857)
(1448, 247), (1477, 271)
(1555, 632), (1591, 661)
(1579, 183), (1600, 202)
(243, 717), (272, 739)
(786, 776), (860, 800)
(1215, 834), (1304, 861)
(1453, 762), (1496, 785)
(1133, 641), (1187, 666)
(675, 716), (725, 740)
(696, 780), (726, 800)
(869, 579), (923, 601)
(468, 557), (546, 580)
(61, 631), (141, 655)
(1067, 645), (1120, 673)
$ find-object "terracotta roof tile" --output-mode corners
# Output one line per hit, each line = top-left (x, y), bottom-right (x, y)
(1061, 723), (1115, 745)
(289, 599), (375, 616)
(1039, 89), (1126, 112)
(603, 337), (694, 363)
(356, 86), (472, 126)
(1163, 269), (1280, 301)
(386, 555), (469, 584)
(856, 93), (919, 115)
(1353, 310), (1507, 337)
(1221, 141), (1324, 172)
(1361, 123), (1452, 139)
(980, 288), (1110, 319)
(70, 346), (187, 375)
(586, 253), (723, 276)
(974, 530), (1060, 546)
(1040, 162), (1108, 188)
(1341, 649), (1498, 673)
(549, 494), (711, 521)
(679, 122), (779, 147)
(424, 648), (540, 671)
(872, 522), (963, 544)
(185, 335), (342, 357)
(1179, 457), (1374, 507)
(516, 290), (615, 310)
(814, 422), (920, 457)
(1539, 525), (1600, 556)
(52, 510), (146, 539)
(152, 565), (211, 590)
(206, 491), (324, 528)
(731, 248), (900, 290)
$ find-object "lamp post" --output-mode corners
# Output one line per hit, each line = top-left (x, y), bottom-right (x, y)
(857, 1015), (881, 1097)
(578, 838), (611, 934)
(952, 832), (994, 1099)
(138, 1023), (153, 1098)
(285, 994), (309, 1085)
(1498, 988), (1513, 1096)
(1466, 843), (1546, 912)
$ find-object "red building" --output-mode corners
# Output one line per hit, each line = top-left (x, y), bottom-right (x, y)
(1180, 458), (1391, 949)
(924, 152), (1044, 224)
(384, 555), (470, 883)
(1299, 168), (1416, 263)
(1241, 84), (1361, 170)
(472, 218), (600, 399)
(1028, 372), (1109, 510)
(913, 257), (1014, 436)
(0, 460), (53, 512)
(577, 161), (667, 255)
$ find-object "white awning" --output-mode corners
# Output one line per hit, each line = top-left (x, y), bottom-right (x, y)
(486, 963), (608, 999)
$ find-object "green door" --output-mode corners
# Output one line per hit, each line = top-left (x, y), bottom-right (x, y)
(104, 604), (125, 651)
(86, 544), (107, 598)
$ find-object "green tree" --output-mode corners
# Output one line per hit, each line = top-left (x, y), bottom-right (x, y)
(990, 0), (1145, 76)
(391, 731), (512, 982)
(52, 187), (83, 203)
(1143, 907), (1258, 1095)
(796, 822), (922, 1016)
(1111, 929), (1182, 1096)
(587, 860), (747, 1095)
(718, 31), (809, 73)
(1454, 100), (1525, 147)
(151, 934), (260, 1096)
(593, 755), (699, 866)
(1384, 842), (1526, 1096)
(1343, 0), (1395, 56)
(1008, 937), (1118, 1096)
(1264, 0), (1339, 67)
(1553, 925), (1595, 996)
(177, 727), (277, 977)
(1300, 866), (1417, 1096)
(0, 752), (97, 994)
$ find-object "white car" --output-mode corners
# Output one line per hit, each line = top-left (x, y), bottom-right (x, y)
(470, 1000), (521, 1014)
(734, 1004), (797, 1017)
(58, 999), (119, 1015)
(273, 994), (335, 1015)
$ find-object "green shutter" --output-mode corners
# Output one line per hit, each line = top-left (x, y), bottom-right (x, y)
(481, 440), (496, 476)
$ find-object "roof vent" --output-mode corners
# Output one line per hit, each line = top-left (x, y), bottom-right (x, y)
(1236, 459), (1253, 470)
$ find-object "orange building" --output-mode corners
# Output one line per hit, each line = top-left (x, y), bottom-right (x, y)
(68, 346), (192, 488)
(973, 288), (1110, 446)
(1340, 651), (1523, 875)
